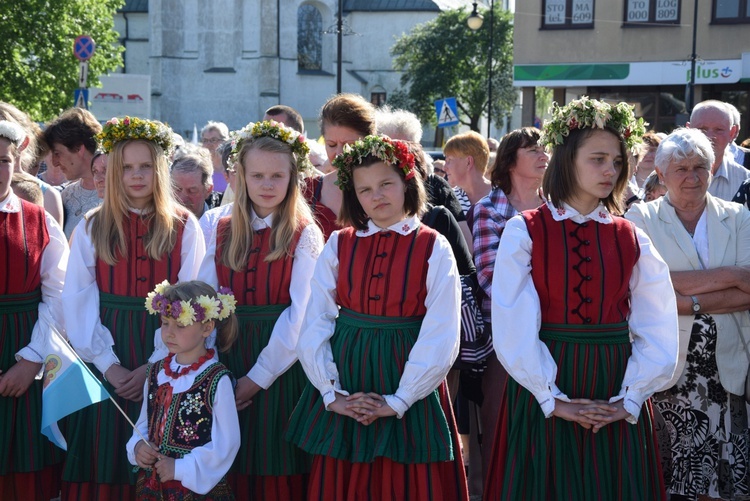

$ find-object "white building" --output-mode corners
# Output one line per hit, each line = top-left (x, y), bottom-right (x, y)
(112, 0), (456, 139)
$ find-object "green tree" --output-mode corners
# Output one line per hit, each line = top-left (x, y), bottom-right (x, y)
(391, 4), (515, 132)
(0, 0), (124, 121)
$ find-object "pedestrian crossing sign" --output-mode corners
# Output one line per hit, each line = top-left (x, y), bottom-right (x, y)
(74, 88), (89, 110)
(435, 97), (459, 127)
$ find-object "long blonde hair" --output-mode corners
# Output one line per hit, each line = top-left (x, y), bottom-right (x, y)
(221, 136), (312, 270)
(89, 139), (182, 265)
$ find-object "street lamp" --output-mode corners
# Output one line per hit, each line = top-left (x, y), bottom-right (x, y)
(467, 3), (484, 30)
(468, 1), (495, 139)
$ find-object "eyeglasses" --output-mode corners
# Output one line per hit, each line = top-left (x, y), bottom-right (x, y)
(201, 138), (223, 145)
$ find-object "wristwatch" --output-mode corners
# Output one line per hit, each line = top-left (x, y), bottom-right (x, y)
(690, 295), (701, 313)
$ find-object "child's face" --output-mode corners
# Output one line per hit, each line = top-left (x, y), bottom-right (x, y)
(122, 141), (155, 209)
(570, 130), (624, 211)
(243, 148), (292, 218)
(0, 139), (16, 201)
(160, 316), (213, 363)
(352, 161), (407, 229)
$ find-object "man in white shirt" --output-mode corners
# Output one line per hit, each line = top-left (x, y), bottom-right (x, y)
(726, 102), (750, 168)
(687, 100), (750, 201)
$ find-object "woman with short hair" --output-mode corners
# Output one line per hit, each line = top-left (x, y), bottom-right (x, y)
(626, 127), (750, 500)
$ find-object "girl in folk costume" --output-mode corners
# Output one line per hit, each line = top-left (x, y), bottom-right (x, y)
(127, 281), (240, 500)
(287, 135), (469, 501)
(0, 121), (68, 500)
(195, 120), (323, 499)
(484, 98), (679, 500)
(62, 117), (205, 500)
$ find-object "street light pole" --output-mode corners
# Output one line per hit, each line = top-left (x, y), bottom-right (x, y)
(687, 0), (699, 112)
(468, 1), (495, 139)
(337, 0), (343, 93)
(487, 0), (494, 139)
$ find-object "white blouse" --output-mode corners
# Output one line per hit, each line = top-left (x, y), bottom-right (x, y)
(125, 357), (240, 495)
(197, 203), (233, 246)
(491, 202), (678, 422)
(63, 209), (205, 375)
(296, 215), (461, 419)
(191, 209), (324, 389)
(1, 193), (69, 364)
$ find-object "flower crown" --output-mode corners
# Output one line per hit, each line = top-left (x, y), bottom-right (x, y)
(540, 96), (647, 151)
(145, 281), (238, 327)
(97, 116), (174, 156)
(229, 120), (312, 172)
(333, 135), (416, 190)
(0, 120), (26, 148)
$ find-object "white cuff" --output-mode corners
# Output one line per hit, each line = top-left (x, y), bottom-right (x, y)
(93, 349), (121, 376)
(322, 386), (350, 409)
(537, 383), (569, 418)
(384, 394), (410, 419)
(610, 392), (643, 424)
(16, 346), (44, 364)
(247, 364), (274, 390)
(173, 457), (185, 482)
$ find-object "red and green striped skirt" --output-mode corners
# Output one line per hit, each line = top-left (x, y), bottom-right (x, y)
(221, 304), (310, 500)
(484, 322), (666, 500)
(0, 290), (63, 501)
(136, 469), (234, 500)
(61, 292), (159, 500)
(286, 308), (468, 500)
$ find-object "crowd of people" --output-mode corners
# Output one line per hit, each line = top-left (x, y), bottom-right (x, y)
(1, 93), (749, 501)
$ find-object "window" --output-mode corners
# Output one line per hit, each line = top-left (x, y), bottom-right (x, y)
(712, 0), (750, 23)
(370, 92), (386, 107)
(542, 0), (595, 28)
(624, 0), (680, 25)
(298, 4), (323, 71)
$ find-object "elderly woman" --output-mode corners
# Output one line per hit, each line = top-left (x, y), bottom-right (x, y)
(626, 127), (750, 501)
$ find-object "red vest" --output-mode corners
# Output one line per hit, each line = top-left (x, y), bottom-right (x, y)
(214, 217), (302, 306)
(521, 205), (639, 325)
(0, 200), (49, 294)
(336, 225), (437, 317)
(95, 211), (186, 296)
(303, 176), (341, 241)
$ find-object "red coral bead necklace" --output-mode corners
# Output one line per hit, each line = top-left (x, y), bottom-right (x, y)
(164, 349), (215, 379)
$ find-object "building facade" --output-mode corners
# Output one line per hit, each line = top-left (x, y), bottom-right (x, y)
(513, 0), (750, 134)
(113, 0), (444, 139)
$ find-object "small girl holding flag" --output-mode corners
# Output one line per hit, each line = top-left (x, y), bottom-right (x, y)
(127, 280), (240, 500)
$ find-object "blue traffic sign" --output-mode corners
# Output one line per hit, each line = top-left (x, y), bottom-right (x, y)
(74, 89), (89, 109)
(435, 98), (459, 128)
(73, 35), (95, 61)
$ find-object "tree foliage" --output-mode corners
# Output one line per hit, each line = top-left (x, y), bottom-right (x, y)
(391, 5), (515, 132)
(0, 0), (124, 121)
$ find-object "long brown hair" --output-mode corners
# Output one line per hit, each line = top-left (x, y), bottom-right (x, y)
(543, 127), (629, 215)
(89, 139), (181, 265)
(220, 136), (312, 270)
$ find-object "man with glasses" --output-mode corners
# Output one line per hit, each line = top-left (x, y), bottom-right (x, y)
(200, 120), (230, 192)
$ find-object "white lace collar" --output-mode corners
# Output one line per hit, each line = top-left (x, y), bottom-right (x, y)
(356, 215), (421, 237)
(546, 200), (613, 224)
(0, 192), (21, 213)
